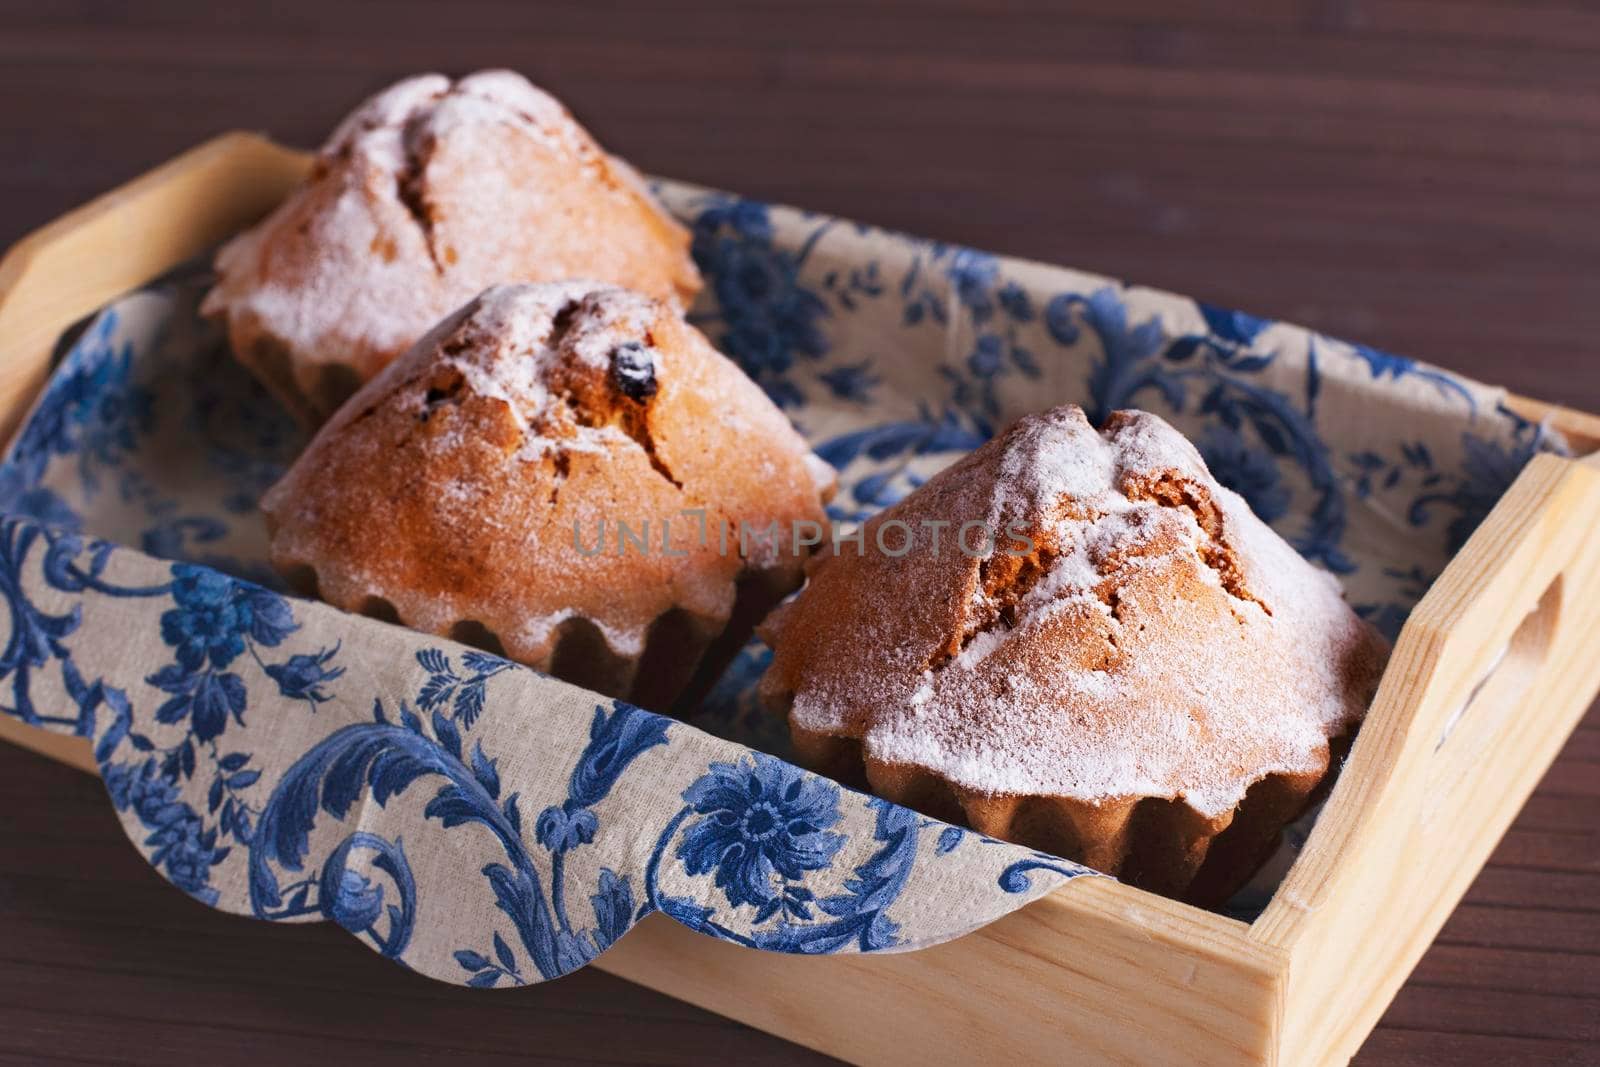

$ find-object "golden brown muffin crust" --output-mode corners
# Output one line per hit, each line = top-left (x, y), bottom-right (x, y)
(263, 282), (832, 706)
(759, 405), (1389, 899)
(202, 71), (702, 425)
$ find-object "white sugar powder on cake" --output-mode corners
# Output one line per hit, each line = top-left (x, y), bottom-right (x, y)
(201, 69), (701, 426)
(770, 405), (1389, 820)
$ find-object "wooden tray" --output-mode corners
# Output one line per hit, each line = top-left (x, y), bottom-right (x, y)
(3, 134), (1598, 1067)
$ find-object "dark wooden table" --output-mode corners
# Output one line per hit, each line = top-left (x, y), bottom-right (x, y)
(1, 3), (1596, 1064)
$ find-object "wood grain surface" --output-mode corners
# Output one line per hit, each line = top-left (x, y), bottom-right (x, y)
(0, 2), (1596, 1064)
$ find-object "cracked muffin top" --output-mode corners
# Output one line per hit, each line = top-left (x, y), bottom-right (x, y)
(759, 405), (1388, 821)
(262, 281), (833, 685)
(202, 70), (701, 425)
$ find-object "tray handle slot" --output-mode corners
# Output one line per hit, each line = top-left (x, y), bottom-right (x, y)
(1422, 571), (1561, 834)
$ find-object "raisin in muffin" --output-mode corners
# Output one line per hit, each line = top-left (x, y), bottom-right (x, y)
(262, 281), (833, 710)
(758, 405), (1388, 903)
(202, 70), (701, 425)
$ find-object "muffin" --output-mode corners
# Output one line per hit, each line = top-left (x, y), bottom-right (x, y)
(262, 281), (833, 710)
(758, 405), (1388, 902)
(202, 70), (702, 425)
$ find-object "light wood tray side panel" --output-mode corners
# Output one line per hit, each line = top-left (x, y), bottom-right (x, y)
(598, 880), (1283, 1067)
(0, 715), (99, 771)
(0, 133), (312, 448)
(1252, 452), (1600, 1065)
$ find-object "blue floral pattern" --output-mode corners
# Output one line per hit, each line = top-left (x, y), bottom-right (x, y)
(676, 754), (845, 920)
(0, 178), (1565, 986)
(0, 287), (303, 582)
(689, 198), (832, 409)
(104, 756), (228, 905)
(0, 510), (1083, 984)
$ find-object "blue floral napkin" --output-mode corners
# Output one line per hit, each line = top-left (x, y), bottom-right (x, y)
(0, 180), (1559, 984)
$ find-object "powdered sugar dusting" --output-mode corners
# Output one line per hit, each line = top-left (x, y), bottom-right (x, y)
(454, 70), (578, 142)
(561, 288), (661, 371)
(770, 405), (1389, 819)
(264, 279), (833, 691)
(324, 70), (585, 188)
(372, 281), (682, 464)
(325, 73), (450, 164)
(203, 69), (701, 424)
(514, 610), (646, 660)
